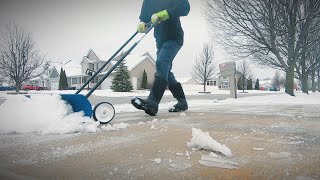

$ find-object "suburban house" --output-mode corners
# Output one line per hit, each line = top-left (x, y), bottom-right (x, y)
(28, 62), (60, 90)
(29, 49), (156, 90)
(176, 77), (198, 85)
(206, 71), (243, 90)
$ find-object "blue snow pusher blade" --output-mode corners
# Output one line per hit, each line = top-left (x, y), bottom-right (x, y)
(60, 94), (93, 117)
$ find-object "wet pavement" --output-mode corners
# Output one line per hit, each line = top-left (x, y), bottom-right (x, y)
(0, 94), (319, 179)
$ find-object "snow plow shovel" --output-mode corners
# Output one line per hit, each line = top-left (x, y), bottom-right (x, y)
(60, 22), (156, 124)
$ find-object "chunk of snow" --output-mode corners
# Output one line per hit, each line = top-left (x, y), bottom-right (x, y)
(268, 152), (291, 159)
(151, 158), (161, 164)
(198, 155), (238, 169)
(187, 128), (233, 157)
(176, 152), (184, 156)
(169, 163), (192, 171)
(101, 123), (130, 131)
(114, 123), (130, 129)
(180, 112), (187, 117)
(209, 152), (219, 158)
(185, 151), (190, 157)
(101, 124), (116, 131)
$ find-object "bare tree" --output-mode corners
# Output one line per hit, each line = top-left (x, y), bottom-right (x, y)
(203, 0), (320, 96)
(272, 71), (285, 91)
(0, 75), (5, 86)
(237, 60), (254, 92)
(318, 66), (320, 92)
(192, 43), (217, 92)
(0, 24), (43, 92)
(295, 0), (320, 93)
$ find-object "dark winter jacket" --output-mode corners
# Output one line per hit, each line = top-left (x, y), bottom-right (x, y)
(139, 0), (190, 49)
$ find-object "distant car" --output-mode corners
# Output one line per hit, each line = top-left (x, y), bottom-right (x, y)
(0, 86), (15, 91)
(21, 85), (44, 91)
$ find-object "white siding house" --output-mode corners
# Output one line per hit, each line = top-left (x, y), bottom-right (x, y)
(65, 49), (156, 90)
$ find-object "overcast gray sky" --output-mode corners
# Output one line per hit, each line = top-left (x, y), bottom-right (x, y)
(0, 0), (275, 79)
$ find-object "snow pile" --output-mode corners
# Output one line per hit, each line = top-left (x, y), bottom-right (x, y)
(187, 128), (233, 157)
(0, 94), (99, 134)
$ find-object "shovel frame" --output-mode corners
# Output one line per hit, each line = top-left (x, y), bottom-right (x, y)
(63, 22), (156, 124)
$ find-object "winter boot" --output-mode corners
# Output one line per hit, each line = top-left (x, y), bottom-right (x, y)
(131, 77), (167, 116)
(168, 82), (188, 112)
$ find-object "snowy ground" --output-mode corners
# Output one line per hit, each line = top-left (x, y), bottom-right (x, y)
(0, 90), (319, 179)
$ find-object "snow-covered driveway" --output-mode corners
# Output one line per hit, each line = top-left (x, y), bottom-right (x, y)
(0, 92), (319, 179)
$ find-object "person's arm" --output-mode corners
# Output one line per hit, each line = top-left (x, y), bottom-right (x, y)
(166, 0), (190, 18)
(139, 0), (149, 23)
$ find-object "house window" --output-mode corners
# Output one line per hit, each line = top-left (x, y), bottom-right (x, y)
(207, 80), (215, 86)
(72, 78), (78, 85)
(89, 63), (94, 70)
(221, 82), (230, 88)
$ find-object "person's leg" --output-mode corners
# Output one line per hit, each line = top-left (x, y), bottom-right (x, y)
(131, 40), (181, 116)
(168, 70), (188, 112)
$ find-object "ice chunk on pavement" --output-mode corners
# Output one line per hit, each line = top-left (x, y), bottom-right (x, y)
(114, 123), (130, 129)
(198, 155), (238, 169)
(268, 152), (291, 159)
(137, 121), (145, 125)
(151, 158), (161, 164)
(152, 119), (158, 123)
(101, 124), (116, 131)
(185, 151), (190, 157)
(209, 152), (219, 158)
(187, 128), (233, 157)
(180, 112), (186, 117)
(101, 123), (130, 131)
(169, 163), (192, 171)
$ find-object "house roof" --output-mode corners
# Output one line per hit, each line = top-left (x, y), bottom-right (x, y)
(176, 77), (198, 84)
(64, 64), (82, 77)
(110, 52), (155, 71)
(260, 79), (272, 85)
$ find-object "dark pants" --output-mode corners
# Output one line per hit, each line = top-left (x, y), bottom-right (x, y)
(155, 40), (182, 84)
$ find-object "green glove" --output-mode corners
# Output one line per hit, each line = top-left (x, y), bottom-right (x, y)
(151, 10), (169, 24)
(137, 22), (147, 33)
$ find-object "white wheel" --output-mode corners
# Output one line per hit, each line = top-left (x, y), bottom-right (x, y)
(93, 102), (115, 124)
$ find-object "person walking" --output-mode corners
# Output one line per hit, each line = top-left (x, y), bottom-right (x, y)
(131, 0), (190, 116)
